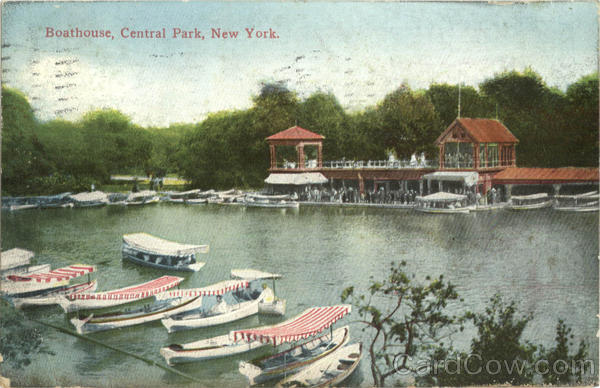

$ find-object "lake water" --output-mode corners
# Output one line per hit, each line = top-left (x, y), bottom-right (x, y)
(1, 204), (598, 386)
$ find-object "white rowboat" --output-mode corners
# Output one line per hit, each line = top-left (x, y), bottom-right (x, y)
(277, 342), (363, 388)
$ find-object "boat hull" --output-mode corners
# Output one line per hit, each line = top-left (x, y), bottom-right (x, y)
(245, 201), (299, 209)
(554, 205), (598, 212)
(507, 200), (553, 210)
(70, 296), (203, 334)
(12, 280), (98, 309)
(414, 206), (472, 214)
(122, 249), (205, 272)
(259, 299), (286, 316)
(239, 326), (350, 386)
(276, 342), (363, 388)
(160, 334), (267, 365)
(1, 279), (70, 298)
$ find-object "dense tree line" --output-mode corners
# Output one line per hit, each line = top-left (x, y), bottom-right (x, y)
(2, 69), (597, 195)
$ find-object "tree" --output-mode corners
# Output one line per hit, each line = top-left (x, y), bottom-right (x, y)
(427, 294), (537, 386)
(426, 83), (494, 128)
(536, 319), (591, 385)
(341, 261), (459, 387)
(480, 69), (570, 167)
(297, 92), (348, 160)
(1, 86), (51, 195)
(375, 86), (440, 160)
(564, 73), (599, 166)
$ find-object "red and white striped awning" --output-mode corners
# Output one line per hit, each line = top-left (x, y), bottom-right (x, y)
(68, 275), (183, 300)
(6, 264), (95, 283)
(233, 305), (351, 346)
(159, 279), (250, 298)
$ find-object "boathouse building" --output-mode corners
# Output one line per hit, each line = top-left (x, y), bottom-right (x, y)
(264, 119), (598, 200)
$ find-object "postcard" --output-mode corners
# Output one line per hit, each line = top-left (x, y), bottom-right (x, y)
(1, 1), (598, 387)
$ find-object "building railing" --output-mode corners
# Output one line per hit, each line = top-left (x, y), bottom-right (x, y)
(273, 159), (437, 170)
(443, 158), (517, 169)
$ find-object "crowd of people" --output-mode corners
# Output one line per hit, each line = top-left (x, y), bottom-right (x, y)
(299, 186), (420, 205)
(295, 185), (502, 206)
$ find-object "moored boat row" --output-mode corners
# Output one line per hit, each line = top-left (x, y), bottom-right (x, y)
(2, 238), (362, 387)
(6, 187), (597, 213)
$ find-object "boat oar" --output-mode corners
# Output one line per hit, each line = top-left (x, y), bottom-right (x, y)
(31, 318), (202, 383)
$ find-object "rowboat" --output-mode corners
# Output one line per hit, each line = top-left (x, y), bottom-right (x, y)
(161, 305), (350, 367)
(167, 189), (202, 200)
(57, 275), (184, 313)
(122, 233), (209, 271)
(185, 198), (208, 204)
(1, 264), (96, 298)
(554, 191), (599, 212)
(70, 294), (203, 334)
(244, 194), (300, 209)
(71, 278), (251, 334)
(68, 191), (109, 207)
(414, 192), (474, 214)
(276, 342), (363, 388)
(160, 272), (281, 332)
(160, 333), (268, 365)
(507, 193), (553, 210)
(9, 204), (38, 211)
(11, 280), (98, 309)
(126, 190), (160, 205)
(238, 305), (352, 386)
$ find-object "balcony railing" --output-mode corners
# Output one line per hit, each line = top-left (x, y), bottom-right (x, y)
(272, 159), (436, 170)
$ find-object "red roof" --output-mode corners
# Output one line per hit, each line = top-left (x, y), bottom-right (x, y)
(266, 126), (324, 141)
(493, 167), (599, 184)
(436, 118), (518, 144)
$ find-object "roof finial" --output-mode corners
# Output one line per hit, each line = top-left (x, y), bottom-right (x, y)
(495, 103), (499, 120)
(457, 83), (461, 119)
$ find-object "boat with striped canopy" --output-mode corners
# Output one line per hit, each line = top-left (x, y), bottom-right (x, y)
(11, 280), (98, 309)
(1, 264), (95, 297)
(69, 279), (250, 334)
(276, 342), (363, 388)
(160, 271), (283, 333)
(160, 305), (349, 367)
(238, 305), (351, 386)
(57, 275), (183, 313)
(122, 233), (209, 272)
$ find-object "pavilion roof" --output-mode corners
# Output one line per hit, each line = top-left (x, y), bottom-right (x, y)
(266, 126), (324, 141)
(436, 118), (518, 144)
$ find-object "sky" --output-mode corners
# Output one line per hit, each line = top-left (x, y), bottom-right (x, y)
(1, 1), (598, 127)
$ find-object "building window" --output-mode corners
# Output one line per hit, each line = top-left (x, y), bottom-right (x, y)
(444, 142), (473, 168)
(479, 145), (486, 168)
(487, 143), (498, 167)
